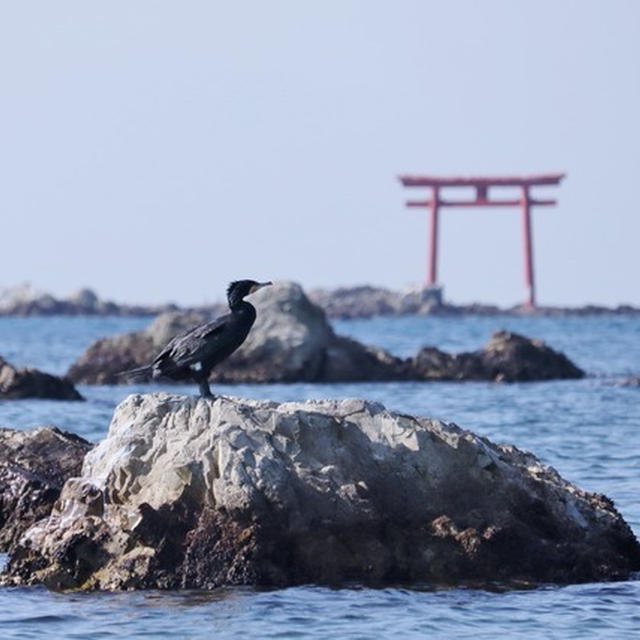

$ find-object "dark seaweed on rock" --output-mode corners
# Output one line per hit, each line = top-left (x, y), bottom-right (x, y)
(0, 427), (92, 551)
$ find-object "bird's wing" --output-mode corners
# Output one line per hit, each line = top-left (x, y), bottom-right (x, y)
(153, 315), (230, 370)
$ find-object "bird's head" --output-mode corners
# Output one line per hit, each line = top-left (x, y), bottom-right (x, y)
(227, 279), (272, 307)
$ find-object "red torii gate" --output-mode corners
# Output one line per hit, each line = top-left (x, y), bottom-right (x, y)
(398, 172), (566, 307)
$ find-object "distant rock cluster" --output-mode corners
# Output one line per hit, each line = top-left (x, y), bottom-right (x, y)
(0, 284), (177, 316)
(308, 285), (640, 319)
(308, 284), (445, 318)
(67, 282), (584, 386)
(2, 282), (638, 318)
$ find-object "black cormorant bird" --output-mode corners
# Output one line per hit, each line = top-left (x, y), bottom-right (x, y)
(123, 279), (272, 397)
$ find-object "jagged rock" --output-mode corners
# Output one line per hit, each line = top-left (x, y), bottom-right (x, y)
(67, 282), (406, 385)
(3, 393), (638, 590)
(410, 331), (585, 382)
(0, 427), (92, 551)
(0, 356), (84, 400)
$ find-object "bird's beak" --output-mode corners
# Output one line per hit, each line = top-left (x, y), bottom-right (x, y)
(249, 281), (273, 294)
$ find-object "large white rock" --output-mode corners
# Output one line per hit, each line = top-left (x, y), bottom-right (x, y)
(3, 393), (639, 590)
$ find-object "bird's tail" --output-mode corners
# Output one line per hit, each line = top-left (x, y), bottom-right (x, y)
(116, 365), (153, 383)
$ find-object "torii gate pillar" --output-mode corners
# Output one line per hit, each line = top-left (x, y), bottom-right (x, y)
(428, 187), (440, 286)
(520, 185), (535, 307)
(399, 173), (566, 308)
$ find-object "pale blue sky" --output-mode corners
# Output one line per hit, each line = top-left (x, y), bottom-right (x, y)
(1, 1), (638, 307)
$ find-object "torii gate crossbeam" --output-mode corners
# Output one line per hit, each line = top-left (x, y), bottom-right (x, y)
(398, 173), (566, 307)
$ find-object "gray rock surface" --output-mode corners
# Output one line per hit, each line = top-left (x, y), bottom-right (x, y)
(0, 427), (92, 550)
(0, 356), (84, 400)
(67, 282), (406, 385)
(3, 393), (638, 590)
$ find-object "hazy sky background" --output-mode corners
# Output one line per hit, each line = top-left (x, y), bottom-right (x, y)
(1, 1), (638, 307)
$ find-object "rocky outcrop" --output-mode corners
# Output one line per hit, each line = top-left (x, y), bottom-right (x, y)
(66, 282), (584, 386)
(3, 393), (638, 590)
(0, 356), (84, 400)
(410, 331), (585, 382)
(67, 282), (407, 385)
(0, 427), (92, 551)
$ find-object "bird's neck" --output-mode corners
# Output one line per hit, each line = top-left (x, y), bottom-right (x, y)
(229, 299), (254, 314)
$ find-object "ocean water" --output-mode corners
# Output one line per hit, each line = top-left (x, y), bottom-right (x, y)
(0, 313), (639, 639)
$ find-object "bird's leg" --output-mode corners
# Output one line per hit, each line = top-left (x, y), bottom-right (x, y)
(191, 365), (214, 398)
(198, 377), (214, 398)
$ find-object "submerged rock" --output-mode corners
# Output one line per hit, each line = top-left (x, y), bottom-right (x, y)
(67, 282), (406, 385)
(3, 393), (638, 590)
(0, 356), (84, 400)
(0, 427), (92, 551)
(411, 331), (585, 382)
